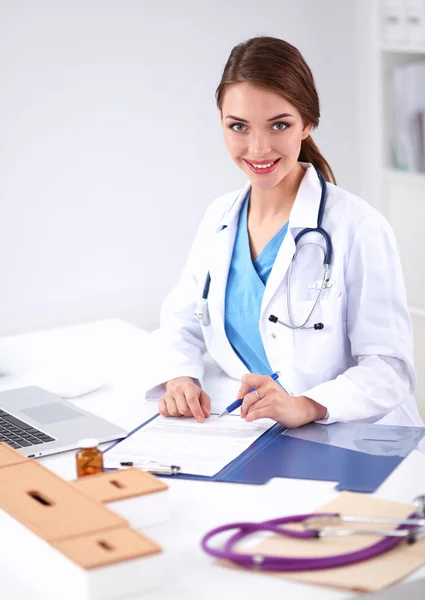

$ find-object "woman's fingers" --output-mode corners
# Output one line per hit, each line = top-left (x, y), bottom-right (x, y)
(245, 404), (273, 422)
(199, 390), (211, 418)
(159, 384), (210, 422)
(237, 374), (267, 400)
(174, 389), (195, 417)
(237, 375), (272, 417)
(240, 387), (265, 418)
(159, 396), (168, 416)
(164, 395), (180, 417)
(159, 395), (179, 417)
(185, 386), (207, 422)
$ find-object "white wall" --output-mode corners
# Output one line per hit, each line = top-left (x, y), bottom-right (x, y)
(0, 0), (359, 335)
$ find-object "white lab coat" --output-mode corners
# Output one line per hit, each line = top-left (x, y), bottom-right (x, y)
(145, 163), (424, 427)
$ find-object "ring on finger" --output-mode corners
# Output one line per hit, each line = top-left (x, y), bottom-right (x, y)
(254, 389), (261, 401)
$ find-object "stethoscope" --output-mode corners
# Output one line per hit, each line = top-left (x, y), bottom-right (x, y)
(201, 495), (425, 571)
(194, 169), (332, 331)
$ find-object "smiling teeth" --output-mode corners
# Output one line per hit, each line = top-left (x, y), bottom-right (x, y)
(251, 161), (274, 168)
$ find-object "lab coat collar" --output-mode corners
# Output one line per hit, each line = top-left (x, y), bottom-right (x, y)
(217, 164), (322, 232)
(289, 163), (322, 230)
(218, 181), (251, 230)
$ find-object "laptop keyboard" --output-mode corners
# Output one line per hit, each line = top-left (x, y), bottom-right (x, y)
(0, 409), (55, 449)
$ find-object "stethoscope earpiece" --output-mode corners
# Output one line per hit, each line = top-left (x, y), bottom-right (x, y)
(269, 315), (324, 331)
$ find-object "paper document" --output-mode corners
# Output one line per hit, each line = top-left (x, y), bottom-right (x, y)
(104, 414), (275, 476)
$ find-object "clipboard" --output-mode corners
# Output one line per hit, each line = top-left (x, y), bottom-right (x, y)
(103, 416), (425, 493)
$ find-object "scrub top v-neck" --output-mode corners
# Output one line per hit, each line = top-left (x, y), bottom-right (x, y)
(224, 192), (289, 375)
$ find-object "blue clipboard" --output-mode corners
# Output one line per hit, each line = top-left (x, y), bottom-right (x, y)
(103, 416), (425, 493)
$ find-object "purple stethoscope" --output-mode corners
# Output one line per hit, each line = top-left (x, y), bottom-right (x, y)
(201, 495), (425, 571)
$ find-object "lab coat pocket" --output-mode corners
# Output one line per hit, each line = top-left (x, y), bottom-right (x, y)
(291, 295), (346, 375)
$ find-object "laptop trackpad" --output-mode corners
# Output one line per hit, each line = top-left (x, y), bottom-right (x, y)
(20, 403), (83, 425)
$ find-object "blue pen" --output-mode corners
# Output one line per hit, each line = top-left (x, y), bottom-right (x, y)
(217, 371), (281, 419)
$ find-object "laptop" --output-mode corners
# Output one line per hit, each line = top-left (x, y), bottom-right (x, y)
(0, 386), (127, 457)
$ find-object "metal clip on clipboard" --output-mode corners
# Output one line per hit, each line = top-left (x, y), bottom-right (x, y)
(118, 461), (181, 475)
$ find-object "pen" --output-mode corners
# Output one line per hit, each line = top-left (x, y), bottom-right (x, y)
(119, 461), (181, 475)
(217, 371), (281, 419)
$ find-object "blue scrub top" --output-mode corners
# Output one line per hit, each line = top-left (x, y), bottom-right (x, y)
(224, 192), (289, 375)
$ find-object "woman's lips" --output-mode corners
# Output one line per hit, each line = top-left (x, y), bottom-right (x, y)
(244, 158), (281, 175)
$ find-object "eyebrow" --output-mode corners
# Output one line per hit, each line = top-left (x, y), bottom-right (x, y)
(225, 113), (294, 123)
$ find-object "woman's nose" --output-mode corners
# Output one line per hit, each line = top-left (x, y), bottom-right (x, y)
(249, 132), (272, 157)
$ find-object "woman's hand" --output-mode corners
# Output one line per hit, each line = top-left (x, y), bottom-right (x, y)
(159, 376), (211, 423)
(238, 374), (327, 428)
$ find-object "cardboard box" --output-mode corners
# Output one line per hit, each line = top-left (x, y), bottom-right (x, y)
(0, 460), (126, 541)
(52, 526), (163, 599)
(72, 467), (170, 529)
(0, 451), (167, 599)
(0, 511), (165, 600)
(0, 441), (28, 468)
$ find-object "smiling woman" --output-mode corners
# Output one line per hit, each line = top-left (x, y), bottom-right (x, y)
(219, 82), (320, 261)
(216, 37), (335, 188)
(222, 88), (308, 185)
(145, 36), (424, 435)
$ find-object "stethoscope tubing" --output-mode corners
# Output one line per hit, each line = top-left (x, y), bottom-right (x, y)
(197, 169), (332, 330)
(201, 511), (420, 571)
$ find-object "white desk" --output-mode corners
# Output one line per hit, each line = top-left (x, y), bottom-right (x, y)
(1, 319), (425, 600)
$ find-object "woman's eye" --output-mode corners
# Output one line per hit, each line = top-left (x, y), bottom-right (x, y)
(272, 122), (288, 131)
(230, 123), (246, 132)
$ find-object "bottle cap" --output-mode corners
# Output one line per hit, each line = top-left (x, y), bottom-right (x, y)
(78, 438), (99, 449)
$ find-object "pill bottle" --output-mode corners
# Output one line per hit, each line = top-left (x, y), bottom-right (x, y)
(76, 438), (104, 477)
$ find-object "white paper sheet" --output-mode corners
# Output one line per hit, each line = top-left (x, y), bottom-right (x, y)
(104, 414), (275, 476)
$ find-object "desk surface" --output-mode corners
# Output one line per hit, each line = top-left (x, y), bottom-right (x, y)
(1, 318), (425, 600)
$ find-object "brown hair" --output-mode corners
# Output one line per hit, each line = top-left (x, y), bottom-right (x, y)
(216, 36), (336, 184)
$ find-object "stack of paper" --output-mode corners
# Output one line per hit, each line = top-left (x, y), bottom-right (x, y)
(104, 414), (275, 477)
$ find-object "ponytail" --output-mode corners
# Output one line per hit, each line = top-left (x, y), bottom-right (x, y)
(299, 136), (336, 184)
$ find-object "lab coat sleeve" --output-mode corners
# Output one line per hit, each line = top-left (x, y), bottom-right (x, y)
(301, 213), (416, 423)
(144, 201), (224, 400)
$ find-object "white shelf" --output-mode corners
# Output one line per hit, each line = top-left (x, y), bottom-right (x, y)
(383, 168), (425, 186)
(381, 44), (425, 55)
